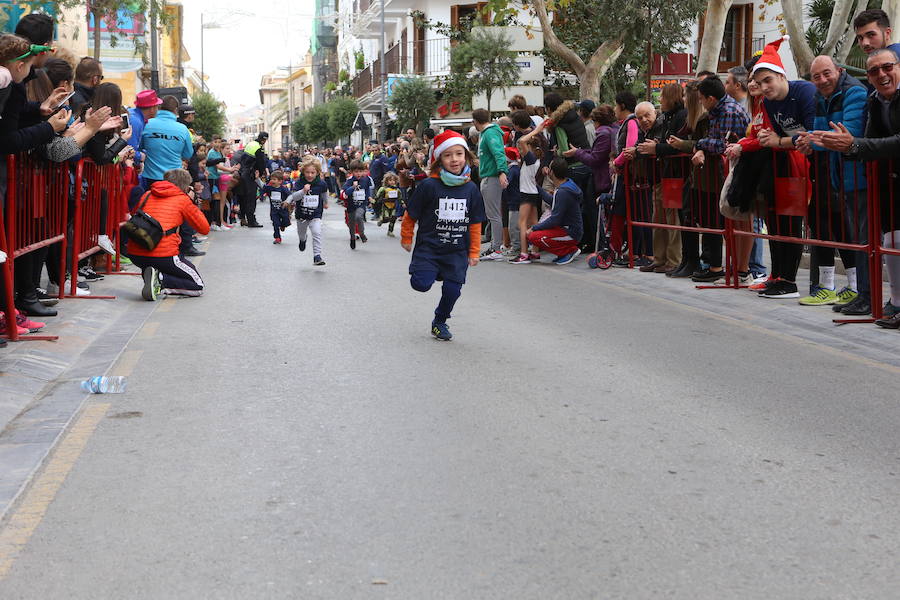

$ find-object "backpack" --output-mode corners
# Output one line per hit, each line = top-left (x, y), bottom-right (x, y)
(122, 191), (178, 250)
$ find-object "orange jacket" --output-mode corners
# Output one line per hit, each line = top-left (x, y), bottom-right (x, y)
(128, 181), (210, 258)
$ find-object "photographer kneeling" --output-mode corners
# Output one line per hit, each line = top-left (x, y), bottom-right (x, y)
(126, 168), (211, 301)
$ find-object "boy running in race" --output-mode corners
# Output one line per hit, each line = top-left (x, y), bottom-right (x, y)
(341, 160), (373, 250)
(261, 170), (291, 244)
(401, 130), (485, 341)
(289, 159), (329, 266)
(376, 171), (401, 237)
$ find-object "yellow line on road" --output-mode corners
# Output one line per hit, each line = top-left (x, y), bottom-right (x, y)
(156, 298), (175, 312)
(136, 322), (159, 339)
(109, 350), (143, 377)
(0, 402), (110, 581)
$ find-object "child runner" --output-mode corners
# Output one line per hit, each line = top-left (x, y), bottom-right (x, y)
(341, 159), (373, 249)
(261, 170), (291, 244)
(376, 171), (401, 237)
(290, 158), (329, 265)
(401, 130), (485, 341)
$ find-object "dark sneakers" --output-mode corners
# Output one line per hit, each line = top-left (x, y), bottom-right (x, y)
(313, 255), (325, 266)
(875, 313), (900, 329)
(431, 321), (452, 341)
(691, 268), (725, 283)
(834, 295), (872, 315)
(350, 237), (356, 250)
(759, 279), (799, 298)
(360, 233), (368, 243)
(298, 239), (306, 252)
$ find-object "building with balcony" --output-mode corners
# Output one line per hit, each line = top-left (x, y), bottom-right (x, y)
(338, 0), (543, 136)
(312, 0), (339, 106)
(655, 1), (799, 88)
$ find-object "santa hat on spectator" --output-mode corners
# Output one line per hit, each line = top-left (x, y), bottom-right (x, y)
(504, 147), (520, 162)
(432, 130), (468, 161)
(752, 35), (790, 76)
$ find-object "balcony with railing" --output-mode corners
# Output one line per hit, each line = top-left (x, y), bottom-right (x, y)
(349, 38), (452, 107)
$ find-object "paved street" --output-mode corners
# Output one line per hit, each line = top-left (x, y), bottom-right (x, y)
(2, 206), (900, 599)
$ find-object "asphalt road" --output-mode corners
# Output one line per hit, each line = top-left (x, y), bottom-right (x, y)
(2, 205), (900, 599)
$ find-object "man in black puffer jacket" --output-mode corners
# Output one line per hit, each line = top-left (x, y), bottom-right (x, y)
(545, 93), (595, 251)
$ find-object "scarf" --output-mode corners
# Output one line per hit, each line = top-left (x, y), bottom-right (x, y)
(439, 165), (471, 187)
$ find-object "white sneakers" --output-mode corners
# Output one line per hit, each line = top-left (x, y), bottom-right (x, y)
(479, 251), (505, 261)
(46, 280), (91, 296)
(0, 249), (6, 263)
(97, 234), (116, 257)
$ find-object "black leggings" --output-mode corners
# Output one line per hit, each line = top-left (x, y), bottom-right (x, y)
(765, 213), (804, 281)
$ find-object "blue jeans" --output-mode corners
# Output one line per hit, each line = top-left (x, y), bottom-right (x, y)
(750, 217), (766, 276)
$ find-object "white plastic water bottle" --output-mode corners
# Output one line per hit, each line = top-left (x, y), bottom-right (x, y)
(80, 376), (127, 394)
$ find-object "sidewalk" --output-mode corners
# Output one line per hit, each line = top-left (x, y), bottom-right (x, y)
(0, 266), (161, 521)
(554, 254), (900, 370)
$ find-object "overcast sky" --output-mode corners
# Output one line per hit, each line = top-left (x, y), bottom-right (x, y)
(181, 0), (315, 113)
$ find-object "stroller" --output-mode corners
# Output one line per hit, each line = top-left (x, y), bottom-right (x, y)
(586, 191), (624, 269)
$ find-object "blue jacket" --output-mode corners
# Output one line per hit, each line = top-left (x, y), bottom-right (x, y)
(127, 107), (147, 165)
(342, 175), (374, 210)
(139, 110), (194, 181)
(811, 71), (868, 192)
(532, 179), (583, 240)
(369, 155), (389, 186)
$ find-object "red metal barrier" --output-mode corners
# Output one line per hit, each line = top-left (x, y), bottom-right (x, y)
(100, 163), (139, 276)
(728, 149), (871, 323)
(68, 160), (116, 299)
(1, 153), (70, 342)
(624, 153), (736, 287)
(869, 159), (900, 323)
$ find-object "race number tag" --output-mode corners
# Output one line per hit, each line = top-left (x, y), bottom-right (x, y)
(387, 190), (398, 199)
(303, 194), (319, 208)
(270, 191), (282, 202)
(353, 189), (366, 202)
(438, 197), (466, 221)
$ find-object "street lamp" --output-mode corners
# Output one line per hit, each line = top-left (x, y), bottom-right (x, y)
(200, 15), (224, 94)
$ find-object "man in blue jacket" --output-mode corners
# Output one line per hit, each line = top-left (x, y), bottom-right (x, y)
(139, 95), (194, 186)
(527, 157), (583, 265)
(139, 95), (200, 255)
(797, 55), (868, 309)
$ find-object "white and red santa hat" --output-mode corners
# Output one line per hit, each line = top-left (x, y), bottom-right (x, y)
(752, 35), (790, 76)
(431, 130), (468, 162)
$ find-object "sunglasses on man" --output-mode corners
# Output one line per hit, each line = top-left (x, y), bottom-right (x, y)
(866, 61), (897, 77)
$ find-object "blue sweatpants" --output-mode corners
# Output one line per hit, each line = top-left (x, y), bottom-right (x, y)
(410, 271), (463, 323)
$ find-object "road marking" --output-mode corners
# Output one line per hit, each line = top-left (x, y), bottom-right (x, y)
(541, 265), (900, 376)
(156, 298), (175, 312)
(109, 350), (143, 377)
(136, 322), (159, 339)
(0, 402), (110, 581)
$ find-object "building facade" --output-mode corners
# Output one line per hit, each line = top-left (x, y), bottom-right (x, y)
(337, 0), (543, 135)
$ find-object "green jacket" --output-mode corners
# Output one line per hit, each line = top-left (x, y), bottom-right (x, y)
(477, 123), (508, 178)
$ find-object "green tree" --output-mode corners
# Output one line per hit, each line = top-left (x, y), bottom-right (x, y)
(0, 1), (171, 62)
(191, 90), (226, 141)
(304, 104), (330, 144)
(484, 0), (704, 99)
(388, 77), (438, 136)
(326, 96), (359, 142)
(446, 27), (520, 111)
(292, 113), (308, 146)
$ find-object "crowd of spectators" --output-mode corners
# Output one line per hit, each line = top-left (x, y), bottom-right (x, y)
(6, 8), (900, 346)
